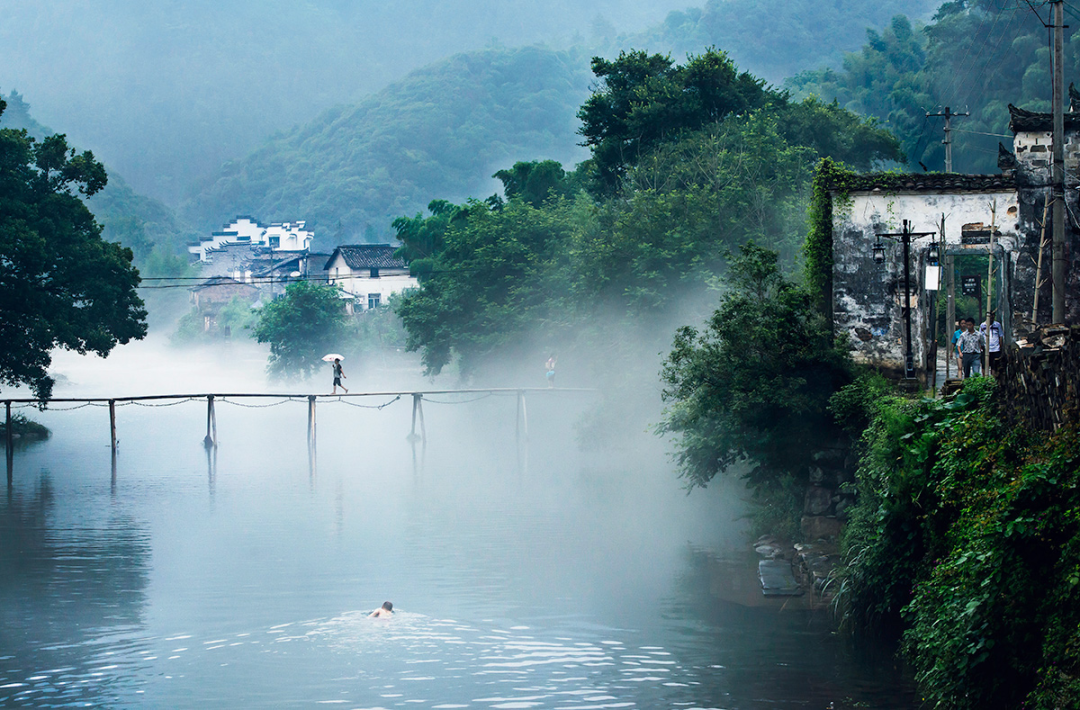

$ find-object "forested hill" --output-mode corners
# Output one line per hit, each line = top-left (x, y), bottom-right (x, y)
(786, 1), (1080, 174)
(0, 91), (195, 276)
(181, 0), (940, 244)
(181, 46), (592, 242)
(611, 0), (939, 83)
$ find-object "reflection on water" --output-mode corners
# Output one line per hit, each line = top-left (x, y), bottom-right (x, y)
(0, 476), (151, 706)
(0, 397), (916, 708)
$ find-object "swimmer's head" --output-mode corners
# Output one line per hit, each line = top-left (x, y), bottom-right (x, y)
(381, 601), (393, 611)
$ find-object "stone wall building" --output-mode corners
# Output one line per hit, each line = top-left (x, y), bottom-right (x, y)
(826, 104), (1080, 381)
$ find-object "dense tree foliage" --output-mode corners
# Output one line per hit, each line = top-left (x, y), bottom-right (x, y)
(787, 3), (1080, 173)
(0, 98), (147, 399)
(579, 49), (903, 195)
(392, 52), (900, 375)
(252, 281), (347, 378)
(657, 243), (851, 490)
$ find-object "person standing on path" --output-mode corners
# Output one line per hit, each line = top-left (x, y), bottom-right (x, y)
(545, 354), (557, 388)
(980, 312), (1003, 376)
(957, 318), (984, 379)
(332, 358), (348, 394)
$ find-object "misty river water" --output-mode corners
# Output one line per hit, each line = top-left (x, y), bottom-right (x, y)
(1, 341), (917, 709)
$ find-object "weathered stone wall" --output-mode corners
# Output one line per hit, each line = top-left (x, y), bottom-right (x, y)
(998, 325), (1080, 431)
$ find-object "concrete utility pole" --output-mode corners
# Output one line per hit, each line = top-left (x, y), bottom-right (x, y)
(927, 106), (969, 173)
(1052, 0), (1067, 323)
(876, 220), (937, 380)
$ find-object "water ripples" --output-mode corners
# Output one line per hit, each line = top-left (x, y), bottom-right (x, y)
(0, 613), (726, 708)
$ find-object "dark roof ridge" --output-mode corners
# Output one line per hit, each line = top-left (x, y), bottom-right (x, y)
(1008, 103), (1080, 132)
(822, 171), (1015, 194)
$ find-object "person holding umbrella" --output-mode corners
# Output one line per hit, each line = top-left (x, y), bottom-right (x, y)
(324, 354), (347, 394)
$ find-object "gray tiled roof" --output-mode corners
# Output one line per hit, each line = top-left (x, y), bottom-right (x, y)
(825, 172), (1015, 193)
(325, 244), (406, 270)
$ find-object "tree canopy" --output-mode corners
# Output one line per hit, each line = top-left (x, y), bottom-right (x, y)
(0, 98), (147, 399)
(657, 242), (852, 490)
(252, 281), (348, 378)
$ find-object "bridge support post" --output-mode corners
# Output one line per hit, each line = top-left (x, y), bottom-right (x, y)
(516, 390), (528, 445)
(408, 394), (426, 442)
(204, 395), (217, 449)
(109, 399), (117, 457)
(5, 401), (12, 482)
(307, 395), (317, 450)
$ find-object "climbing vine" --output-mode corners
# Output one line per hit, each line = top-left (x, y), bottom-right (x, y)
(805, 158), (858, 320)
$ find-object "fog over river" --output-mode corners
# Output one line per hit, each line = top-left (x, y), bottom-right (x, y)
(1, 340), (915, 708)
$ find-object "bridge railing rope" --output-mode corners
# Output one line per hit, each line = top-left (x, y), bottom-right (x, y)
(3, 388), (598, 478)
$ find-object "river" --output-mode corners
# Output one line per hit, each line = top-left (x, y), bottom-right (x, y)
(0, 341), (917, 708)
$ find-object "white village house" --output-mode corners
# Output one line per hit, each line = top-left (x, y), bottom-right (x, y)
(188, 217), (314, 263)
(324, 244), (418, 314)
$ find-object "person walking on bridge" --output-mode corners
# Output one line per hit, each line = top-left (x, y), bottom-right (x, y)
(332, 358), (348, 395)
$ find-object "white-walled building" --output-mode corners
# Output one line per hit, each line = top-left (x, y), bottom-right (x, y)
(188, 216), (314, 263)
(325, 245), (418, 313)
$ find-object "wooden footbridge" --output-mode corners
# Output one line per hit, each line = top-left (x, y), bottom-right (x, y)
(4, 388), (597, 476)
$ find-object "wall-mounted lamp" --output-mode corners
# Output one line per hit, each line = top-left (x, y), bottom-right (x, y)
(927, 243), (940, 265)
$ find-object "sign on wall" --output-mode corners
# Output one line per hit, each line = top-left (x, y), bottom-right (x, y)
(961, 275), (981, 298)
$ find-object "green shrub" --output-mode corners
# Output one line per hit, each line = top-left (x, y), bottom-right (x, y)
(838, 376), (1080, 708)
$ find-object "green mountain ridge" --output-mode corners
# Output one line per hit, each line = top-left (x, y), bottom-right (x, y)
(181, 45), (592, 243)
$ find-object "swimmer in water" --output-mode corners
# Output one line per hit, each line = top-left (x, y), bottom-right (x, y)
(369, 601), (393, 618)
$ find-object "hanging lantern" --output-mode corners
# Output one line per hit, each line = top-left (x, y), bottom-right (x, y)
(872, 241), (886, 264)
(927, 242), (940, 265)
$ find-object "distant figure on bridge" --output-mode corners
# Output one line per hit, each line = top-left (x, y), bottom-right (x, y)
(332, 358), (348, 394)
(369, 601), (393, 618)
(545, 354), (557, 388)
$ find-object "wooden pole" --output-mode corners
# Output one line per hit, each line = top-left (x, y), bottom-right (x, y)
(417, 395), (426, 442)
(1052, 1), (1067, 323)
(204, 395), (215, 448)
(985, 203), (997, 375)
(520, 391), (528, 442)
(307, 395), (317, 450)
(5, 401), (12, 480)
(5, 401), (12, 459)
(109, 399), (117, 456)
(1033, 196), (1050, 324)
(409, 394), (420, 441)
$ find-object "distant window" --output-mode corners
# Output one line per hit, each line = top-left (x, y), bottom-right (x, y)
(370, 267), (380, 278)
(368, 293), (381, 310)
(269, 236), (280, 248)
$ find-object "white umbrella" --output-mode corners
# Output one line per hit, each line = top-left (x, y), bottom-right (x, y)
(322, 353), (345, 362)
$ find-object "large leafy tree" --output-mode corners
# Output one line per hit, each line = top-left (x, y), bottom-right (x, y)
(0, 98), (147, 400)
(658, 242), (852, 490)
(252, 281), (348, 377)
(578, 48), (771, 194)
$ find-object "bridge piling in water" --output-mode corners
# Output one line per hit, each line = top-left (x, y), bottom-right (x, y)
(307, 395), (317, 450)
(408, 394), (426, 442)
(5, 401), (12, 482)
(109, 399), (117, 456)
(203, 395), (217, 449)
